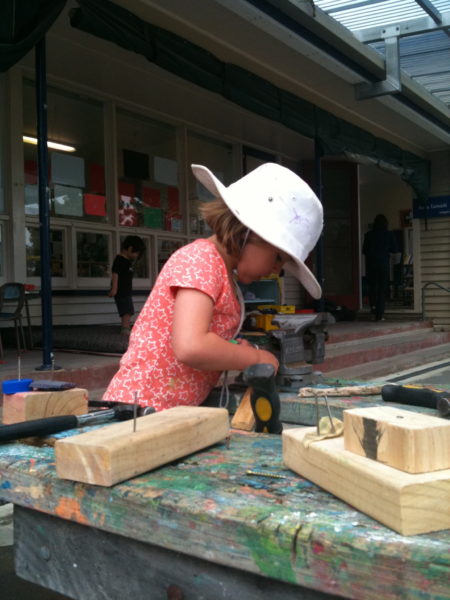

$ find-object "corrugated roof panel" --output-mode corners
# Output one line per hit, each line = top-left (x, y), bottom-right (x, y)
(315, 0), (450, 107)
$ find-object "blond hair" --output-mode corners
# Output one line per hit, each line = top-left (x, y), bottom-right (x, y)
(198, 198), (249, 257)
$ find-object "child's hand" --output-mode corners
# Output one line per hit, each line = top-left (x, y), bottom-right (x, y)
(108, 290), (116, 297)
(255, 348), (279, 372)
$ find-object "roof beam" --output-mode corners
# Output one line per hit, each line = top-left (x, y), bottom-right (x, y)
(415, 0), (442, 24)
(355, 27), (401, 99)
(355, 10), (450, 43)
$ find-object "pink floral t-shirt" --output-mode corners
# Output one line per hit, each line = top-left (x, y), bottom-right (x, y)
(103, 239), (241, 410)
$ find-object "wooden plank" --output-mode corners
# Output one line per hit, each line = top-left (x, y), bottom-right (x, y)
(230, 388), (255, 431)
(282, 427), (450, 536)
(2, 388), (88, 424)
(299, 385), (382, 397)
(55, 406), (230, 486)
(14, 507), (325, 600)
(344, 406), (450, 473)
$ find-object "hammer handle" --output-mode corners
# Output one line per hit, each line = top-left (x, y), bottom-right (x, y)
(381, 384), (448, 410)
(0, 415), (78, 443)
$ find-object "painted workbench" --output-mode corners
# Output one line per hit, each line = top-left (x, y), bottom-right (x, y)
(0, 427), (449, 600)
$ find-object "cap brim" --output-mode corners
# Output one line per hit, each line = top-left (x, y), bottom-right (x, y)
(191, 164), (322, 299)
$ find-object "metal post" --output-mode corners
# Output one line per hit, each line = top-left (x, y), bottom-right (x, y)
(35, 37), (57, 370)
(314, 138), (324, 312)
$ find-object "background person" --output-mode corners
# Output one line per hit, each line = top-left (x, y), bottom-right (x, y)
(363, 214), (397, 321)
(108, 235), (145, 334)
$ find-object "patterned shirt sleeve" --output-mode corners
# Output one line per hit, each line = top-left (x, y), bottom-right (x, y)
(163, 241), (226, 303)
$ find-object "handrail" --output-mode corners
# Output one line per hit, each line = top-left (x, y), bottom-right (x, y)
(421, 281), (450, 320)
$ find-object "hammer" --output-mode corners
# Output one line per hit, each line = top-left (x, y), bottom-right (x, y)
(381, 384), (450, 418)
(0, 403), (155, 443)
(243, 363), (283, 434)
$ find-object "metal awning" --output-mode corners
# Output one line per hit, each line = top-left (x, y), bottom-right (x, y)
(314, 0), (450, 107)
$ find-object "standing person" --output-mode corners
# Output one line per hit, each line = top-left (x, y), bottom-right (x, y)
(103, 163), (323, 411)
(108, 235), (145, 334)
(363, 214), (397, 322)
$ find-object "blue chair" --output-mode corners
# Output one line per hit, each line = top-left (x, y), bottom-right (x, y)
(0, 283), (27, 357)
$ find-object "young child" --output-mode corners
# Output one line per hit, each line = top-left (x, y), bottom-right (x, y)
(103, 163), (323, 410)
(108, 235), (145, 334)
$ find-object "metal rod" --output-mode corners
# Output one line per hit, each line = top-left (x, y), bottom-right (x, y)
(133, 391), (138, 432)
(323, 395), (336, 433)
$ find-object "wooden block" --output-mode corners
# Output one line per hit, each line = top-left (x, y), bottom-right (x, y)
(55, 406), (230, 486)
(299, 385), (382, 397)
(344, 406), (450, 473)
(2, 389), (88, 424)
(282, 427), (450, 536)
(230, 388), (255, 431)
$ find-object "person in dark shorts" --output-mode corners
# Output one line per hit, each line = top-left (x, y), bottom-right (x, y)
(109, 235), (145, 334)
(363, 214), (397, 321)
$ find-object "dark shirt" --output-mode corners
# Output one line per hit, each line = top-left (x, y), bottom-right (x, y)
(363, 230), (397, 269)
(112, 255), (134, 297)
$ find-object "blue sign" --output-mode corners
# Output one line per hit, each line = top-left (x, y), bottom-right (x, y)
(413, 195), (450, 218)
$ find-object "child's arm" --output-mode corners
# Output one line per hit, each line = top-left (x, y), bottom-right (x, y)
(172, 288), (279, 372)
(108, 273), (118, 297)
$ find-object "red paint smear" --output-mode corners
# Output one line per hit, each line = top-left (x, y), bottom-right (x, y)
(312, 541), (326, 554)
(54, 497), (89, 525)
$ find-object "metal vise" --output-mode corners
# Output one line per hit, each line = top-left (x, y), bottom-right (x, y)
(269, 312), (335, 391)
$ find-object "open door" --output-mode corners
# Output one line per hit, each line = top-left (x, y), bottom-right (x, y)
(303, 161), (359, 310)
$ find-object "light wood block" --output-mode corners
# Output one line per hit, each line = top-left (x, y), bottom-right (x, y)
(282, 427), (450, 536)
(344, 406), (450, 473)
(230, 388), (255, 431)
(55, 406), (230, 487)
(2, 389), (88, 424)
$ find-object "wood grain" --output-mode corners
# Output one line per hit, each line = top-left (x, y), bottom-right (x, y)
(55, 406), (230, 486)
(344, 406), (450, 473)
(299, 385), (382, 397)
(283, 427), (450, 536)
(230, 388), (255, 431)
(2, 388), (88, 424)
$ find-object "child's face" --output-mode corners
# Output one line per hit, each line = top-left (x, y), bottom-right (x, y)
(125, 247), (140, 261)
(236, 238), (289, 284)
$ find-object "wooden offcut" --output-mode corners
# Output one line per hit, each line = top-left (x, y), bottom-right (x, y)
(230, 388), (255, 431)
(55, 406), (230, 486)
(2, 388), (88, 424)
(299, 385), (382, 397)
(344, 406), (450, 473)
(282, 427), (450, 536)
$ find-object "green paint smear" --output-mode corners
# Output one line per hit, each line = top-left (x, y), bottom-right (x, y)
(237, 524), (297, 583)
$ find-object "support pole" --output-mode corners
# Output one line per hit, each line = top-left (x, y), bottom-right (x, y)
(314, 138), (324, 312)
(35, 37), (56, 370)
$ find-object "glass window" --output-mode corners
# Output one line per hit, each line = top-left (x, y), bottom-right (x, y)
(23, 80), (106, 223)
(76, 231), (109, 278)
(25, 226), (65, 278)
(157, 239), (184, 273)
(187, 133), (234, 235)
(119, 235), (149, 279)
(116, 110), (180, 232)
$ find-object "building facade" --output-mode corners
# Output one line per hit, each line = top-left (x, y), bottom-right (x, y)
(1, 1), (449, 329)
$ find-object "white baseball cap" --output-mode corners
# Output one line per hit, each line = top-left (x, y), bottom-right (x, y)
(191, 162), (323, 299)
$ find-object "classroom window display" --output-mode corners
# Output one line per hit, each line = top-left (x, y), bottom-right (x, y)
(76, 232), (109, 278)
(22, 81), (107, 223)
(117, 110), (181, 232)
(25, 227), (65, 278)
(157, 239), (184, 273)
(187, 133), (233, 234)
